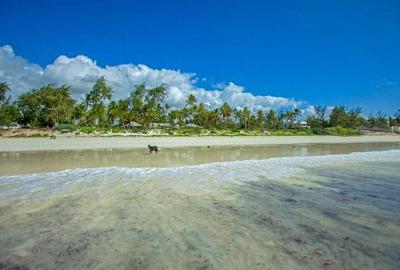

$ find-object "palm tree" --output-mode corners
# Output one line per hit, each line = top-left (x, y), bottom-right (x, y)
(194, 103), (209, 128)
(186, 94), (197, 108)
(293, 108), (301, 128)
(73, 103), (87, 126)
(107, 101), (119, 127)
(235, 107), (252, 129)
(392, 109), (400, 126)
(283, 110), (295, 128)
(266, 109), (278, 129)
(0, 82), (10, 103)
(242, 107), (251, 129)
(143, 85), (167, 128)
(169, 109), (183, 128)
(256, 109), (265, 129)
(220, 102), (232, 127)
(233, 109), (241, 128)
(208, 109), (220, 128)
(184, 94), (197, 125)
(128, 84), (146, 125)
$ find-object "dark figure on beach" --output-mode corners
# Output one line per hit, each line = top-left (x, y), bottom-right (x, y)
(148, 145), (159, 154)
(50, 134), (56, 140)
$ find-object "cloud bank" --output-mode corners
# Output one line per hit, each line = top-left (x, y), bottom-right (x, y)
(0, 45), (301, 111)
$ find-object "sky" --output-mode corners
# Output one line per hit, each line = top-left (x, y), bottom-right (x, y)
(1, 0), (399, 115)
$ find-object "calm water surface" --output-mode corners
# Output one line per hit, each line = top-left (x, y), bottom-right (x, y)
(0, 143), (399, 269)
(1, 142), (400, 175)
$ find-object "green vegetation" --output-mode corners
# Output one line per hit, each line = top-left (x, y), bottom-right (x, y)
(0, 82), (19, 125)
(79, 127), (97, 134)
(325, 127), (361, 136)
(0, 78), (399, 137)
(18, 85), (75, 127)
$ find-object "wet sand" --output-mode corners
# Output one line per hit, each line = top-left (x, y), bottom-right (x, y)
(1, 140), (400, 269)
(1, 135), (400, 152)
(0, 150), (399, 269)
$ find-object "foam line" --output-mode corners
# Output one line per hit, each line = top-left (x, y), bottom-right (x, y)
(1, 150), (399, 199)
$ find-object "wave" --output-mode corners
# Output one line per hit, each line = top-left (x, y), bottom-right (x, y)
(1, 150), (400, 199)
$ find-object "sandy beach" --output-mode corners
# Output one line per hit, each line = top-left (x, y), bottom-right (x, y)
(0, 135), (399, 152)
(1, 146), (400, 269)
(1, 136), (400, 269)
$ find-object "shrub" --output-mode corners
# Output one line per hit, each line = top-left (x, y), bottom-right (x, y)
(269, 129), (314, 136)
(310, 127), (329, 135)
(79, 126), (96, 134)
(325, 126), (361, 136)
(56, 123), (76, 132)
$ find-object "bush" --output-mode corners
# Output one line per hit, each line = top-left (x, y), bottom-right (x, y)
(325, 126), (361, 136)
(269, 129), (314, 136)
(310, 127), (329, 135)
(79, 126), (96, 134)
(56, 123), (76, 132)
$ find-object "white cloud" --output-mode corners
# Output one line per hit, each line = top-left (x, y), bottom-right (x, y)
(0, 45), (43, 94)
(0, 44), (301, 110)
(301, 105), (335, 120)
(302, 105), (316, 117)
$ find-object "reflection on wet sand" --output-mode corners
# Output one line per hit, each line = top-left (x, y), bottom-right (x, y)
(1, 142), (400, 175)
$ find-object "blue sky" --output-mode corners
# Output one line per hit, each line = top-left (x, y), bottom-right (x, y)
(1, 0), (399, 114)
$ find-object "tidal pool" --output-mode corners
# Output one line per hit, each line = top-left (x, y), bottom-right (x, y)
(0, 145), (399, 269)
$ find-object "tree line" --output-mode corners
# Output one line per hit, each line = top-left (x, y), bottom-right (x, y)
(0, 78), (399, 131)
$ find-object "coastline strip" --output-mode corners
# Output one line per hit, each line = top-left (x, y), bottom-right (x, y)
(1, 135), (400, 152)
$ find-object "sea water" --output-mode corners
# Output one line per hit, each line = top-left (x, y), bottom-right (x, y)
(0, 147), (399, 269)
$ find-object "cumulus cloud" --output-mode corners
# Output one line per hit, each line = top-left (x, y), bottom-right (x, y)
(301, 105), (335, 120)
(0, 44), (301, 111)
(0, 45), (43, 93)
(303, 105), (317, 117)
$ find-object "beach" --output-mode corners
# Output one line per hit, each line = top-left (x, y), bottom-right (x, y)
(2, 0), (400, 268)
(1, 136), (400, 269)
(1, 135), (400, 152)
(1, 146), (400, 269)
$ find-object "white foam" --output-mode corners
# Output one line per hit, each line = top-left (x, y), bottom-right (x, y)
(1, 150), (399, 199)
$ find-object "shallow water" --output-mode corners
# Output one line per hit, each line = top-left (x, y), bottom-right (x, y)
(1, 142), (400, 176)
(0, 146), (400, 269)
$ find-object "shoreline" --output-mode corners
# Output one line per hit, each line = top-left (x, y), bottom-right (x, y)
(1, 135), (400, 152)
